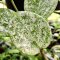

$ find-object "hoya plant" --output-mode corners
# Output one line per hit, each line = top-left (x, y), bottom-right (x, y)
(0, 0), (58, 60)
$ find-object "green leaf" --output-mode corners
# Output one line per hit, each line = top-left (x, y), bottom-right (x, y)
(0, 8), (52, 55)
(28, 55), (38, 60)
(24, 0), (58, 19)
(7, 49), (20, 54)
(13, 11), (52, 55)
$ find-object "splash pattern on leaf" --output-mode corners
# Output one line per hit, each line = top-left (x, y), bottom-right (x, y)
(0, 9), (52, 55)
(13, 11), (52, 55)
(24, 0), (58, 18)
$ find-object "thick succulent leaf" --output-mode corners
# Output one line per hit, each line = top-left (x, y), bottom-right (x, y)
(0, 9), (52, 55)
(24, 0), (58, 19)
(0, 8), (17, 43)
(13, 11), (52, 55)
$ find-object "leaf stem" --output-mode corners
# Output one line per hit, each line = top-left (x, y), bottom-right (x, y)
(11, 0), (18, 12)
(40, 49), (48, 60)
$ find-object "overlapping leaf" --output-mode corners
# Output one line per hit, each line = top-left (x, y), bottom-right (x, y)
(24, 0), (58, 19)
(0, 9), (52, 55)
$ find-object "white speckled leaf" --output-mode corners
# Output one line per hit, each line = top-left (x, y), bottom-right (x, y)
(13, 11), (52, 55)
(0, 9), (52, 55)
(24, 0), (58, 18)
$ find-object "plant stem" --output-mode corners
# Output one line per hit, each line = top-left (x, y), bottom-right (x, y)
(40, 49), (48, 60)
(11, 0), (18, 11)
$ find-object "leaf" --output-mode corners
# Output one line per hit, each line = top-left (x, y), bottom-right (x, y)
(0, 8), (17, 43)
(28, 55), (38, 60)
(0, 9), (52, 55)
(24, 0), (58, 19)
(7, 49), (20, 54)
(52, 45), (60, 53)
(13, 11), (52, 55)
